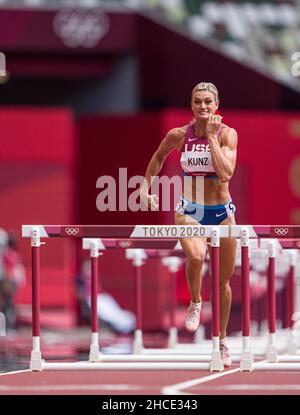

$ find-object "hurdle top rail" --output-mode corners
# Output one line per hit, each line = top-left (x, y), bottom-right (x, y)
(22, 225), (300, 240)
(22, 225), (300, 251)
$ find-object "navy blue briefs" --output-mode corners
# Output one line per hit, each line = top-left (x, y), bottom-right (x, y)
(175, 197), (236, 225)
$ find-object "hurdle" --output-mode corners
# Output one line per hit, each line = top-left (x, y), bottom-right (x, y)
(162, 255), (183, 348)
(128, 248), (186, 351)
(142, 239), (298, 361)
(140, 243), (242, 358)
(22, 225), (300, 372)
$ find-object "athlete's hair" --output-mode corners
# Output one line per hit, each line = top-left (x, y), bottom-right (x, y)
(192, 82), (219, 102)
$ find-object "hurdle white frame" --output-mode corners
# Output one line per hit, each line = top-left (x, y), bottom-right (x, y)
(135, 238), (265, 365)
(82, 233), (224, 371)
(22, 224), (300, 372)
(84, 236), (299, 367)
(168, 240), (300, 361)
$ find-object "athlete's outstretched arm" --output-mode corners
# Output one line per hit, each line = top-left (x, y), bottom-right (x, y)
(140, 128), (184, 209)
(206, 116), (238, 182)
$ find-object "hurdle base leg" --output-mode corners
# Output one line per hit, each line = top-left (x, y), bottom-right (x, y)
(266, 345), (278, 362)
(266, 332), (278, 362)
(194, 326), (205, 344)
(133, 329), (144, 354)
(287, 330), (298, 355)
(30, 351), (44, 372)
(89, 332), (101, 362)
(89, 345), (101, 362)
(0, 312), (6, 336)
(167, 327), (178, 349)
(240, 351), (254, 372)
(209, 351), (224, 372)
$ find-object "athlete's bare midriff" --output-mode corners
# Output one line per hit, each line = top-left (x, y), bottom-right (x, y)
(177, 124), (233, 206)
(197, 178), (231, 205)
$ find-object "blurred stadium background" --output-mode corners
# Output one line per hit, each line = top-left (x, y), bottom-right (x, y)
(0, 0), (300, 367)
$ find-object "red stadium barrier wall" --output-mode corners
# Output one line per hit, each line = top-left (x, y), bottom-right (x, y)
(0, 107), (76, 309)
(222, 110), (300, 225)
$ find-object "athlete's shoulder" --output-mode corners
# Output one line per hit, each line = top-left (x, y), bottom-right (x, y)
(163, 125), (187, 149)
(219, 122), (229, 132)
(220, 124), (237, 138)
(166, 125), (188, 140)
(220, 124), (238, 148)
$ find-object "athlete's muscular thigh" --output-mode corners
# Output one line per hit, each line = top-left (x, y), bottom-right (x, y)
(174, 213), (207, 259)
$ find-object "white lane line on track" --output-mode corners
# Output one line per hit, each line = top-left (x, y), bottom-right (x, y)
(0, 370), (31, 376)
(161, 368), (241, 395)
(161, 358), (290, 395)
(0, 384), (142, 392)
(222, 384), (300, 391)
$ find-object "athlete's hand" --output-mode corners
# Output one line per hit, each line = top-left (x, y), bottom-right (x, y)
(207, 114), (223, 137)
(148, 194), (159, 210)
(140, 192), (159, 210)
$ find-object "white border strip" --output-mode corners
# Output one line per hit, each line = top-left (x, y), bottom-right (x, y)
(130, 225), (229, 238)
(42, 362), (210, 371)
(22, 225), (49, 238)
(231, 225), (258, 238)
(82, 238), (106, 250)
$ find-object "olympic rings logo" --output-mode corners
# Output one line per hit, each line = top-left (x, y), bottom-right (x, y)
(53, 8), (110, 49)
(119, 241), (132, 248)
(64, 227), (80, 236)
(274, 227), (289, 236)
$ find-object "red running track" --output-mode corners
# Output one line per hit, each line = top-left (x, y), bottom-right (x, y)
(1, 362), (300, 395)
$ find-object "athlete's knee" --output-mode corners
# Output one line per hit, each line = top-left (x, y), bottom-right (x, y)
(219, 262), (236, 284)
(186, 251), (206, 268)
(219, 278), (232, 293)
